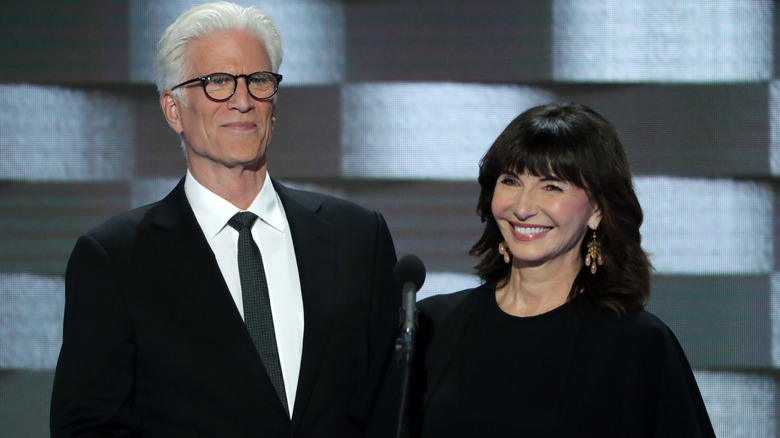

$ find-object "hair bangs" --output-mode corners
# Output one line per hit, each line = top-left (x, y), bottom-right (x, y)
(502, 135), (587, 189)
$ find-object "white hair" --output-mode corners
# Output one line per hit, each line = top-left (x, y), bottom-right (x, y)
(154, 1), (283, 95)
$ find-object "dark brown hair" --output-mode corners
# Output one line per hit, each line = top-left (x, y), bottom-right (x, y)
(470, 102), (651, 314)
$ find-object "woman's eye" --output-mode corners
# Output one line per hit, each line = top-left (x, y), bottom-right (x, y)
(544, 184), (563, 191)
(500, 177), (519, 186)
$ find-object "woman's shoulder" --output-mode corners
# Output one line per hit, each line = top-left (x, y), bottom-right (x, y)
(417, 284), (490, 320)
(414, 285), (492, 380)
(582, 301), (683, 357)
(618, 307), (676, 342)
(584, 298), (670, 332)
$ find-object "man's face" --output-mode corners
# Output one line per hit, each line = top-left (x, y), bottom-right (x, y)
(161, 30), (275, 176)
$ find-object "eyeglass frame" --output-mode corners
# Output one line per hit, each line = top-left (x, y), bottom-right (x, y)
(170, 71), (283, 101)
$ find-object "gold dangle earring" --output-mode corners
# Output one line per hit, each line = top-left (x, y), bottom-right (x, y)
(585, 230), (603, 274)
(498, 241), (511, 264)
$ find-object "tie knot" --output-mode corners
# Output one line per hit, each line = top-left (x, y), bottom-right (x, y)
(228, 211), (259, 231)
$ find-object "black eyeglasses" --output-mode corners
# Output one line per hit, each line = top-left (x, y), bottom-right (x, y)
(170, 71), (283, 101)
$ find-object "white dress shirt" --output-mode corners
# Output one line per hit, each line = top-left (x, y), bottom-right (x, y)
(184, 170), (303, 415)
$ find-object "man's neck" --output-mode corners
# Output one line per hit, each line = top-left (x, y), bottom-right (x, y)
(188, 163), (267, 211)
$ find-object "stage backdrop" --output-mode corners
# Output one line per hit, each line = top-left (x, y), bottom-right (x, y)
(0, 0), (776, 436)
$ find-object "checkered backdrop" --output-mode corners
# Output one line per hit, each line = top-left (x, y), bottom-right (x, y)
(0, 0), (776, 436)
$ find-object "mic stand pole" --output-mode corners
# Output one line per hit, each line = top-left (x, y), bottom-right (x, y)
(395, 319), (415, 438)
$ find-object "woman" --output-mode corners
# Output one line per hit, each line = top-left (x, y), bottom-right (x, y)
(410, 103), (715, 437)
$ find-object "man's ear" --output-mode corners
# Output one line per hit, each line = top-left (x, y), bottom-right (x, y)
(160, 91), (183, 134)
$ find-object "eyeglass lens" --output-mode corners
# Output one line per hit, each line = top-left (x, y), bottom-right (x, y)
(205, 72), (278, 100)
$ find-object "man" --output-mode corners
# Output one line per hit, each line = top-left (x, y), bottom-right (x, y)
(50, 3), (400, 437)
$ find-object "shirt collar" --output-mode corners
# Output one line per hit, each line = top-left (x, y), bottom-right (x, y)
(184, 169), (287, 240)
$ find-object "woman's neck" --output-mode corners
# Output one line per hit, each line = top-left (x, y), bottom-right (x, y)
(496, 260), (580, 317)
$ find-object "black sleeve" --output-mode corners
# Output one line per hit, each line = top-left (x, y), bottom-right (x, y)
(352, 211), (401, 437)
(649, 326), (716, 438)
(50, 234), (139, 437)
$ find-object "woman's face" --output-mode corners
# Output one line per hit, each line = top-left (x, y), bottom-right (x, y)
(491, 170), (602, 269)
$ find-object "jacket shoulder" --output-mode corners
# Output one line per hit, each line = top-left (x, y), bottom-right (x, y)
(274, 180), (379, 218)
(83, 179), (186, 245)
(84, 201), (159, 244)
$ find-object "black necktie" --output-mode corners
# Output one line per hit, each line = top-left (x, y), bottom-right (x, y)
(228, 211), (289, 416)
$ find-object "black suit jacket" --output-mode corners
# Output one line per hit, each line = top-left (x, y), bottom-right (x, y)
(51, 178), (400, 437)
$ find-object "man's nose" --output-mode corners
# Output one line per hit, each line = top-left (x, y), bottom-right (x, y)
(227, 77), (255, 111)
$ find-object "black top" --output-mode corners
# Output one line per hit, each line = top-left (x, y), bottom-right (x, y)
(410, 284), (716, 438)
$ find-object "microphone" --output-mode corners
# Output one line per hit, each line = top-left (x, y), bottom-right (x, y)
(394, 254), (426, 368)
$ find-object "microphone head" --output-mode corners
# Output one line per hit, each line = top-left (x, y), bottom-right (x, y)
(394, 254), (426, 290)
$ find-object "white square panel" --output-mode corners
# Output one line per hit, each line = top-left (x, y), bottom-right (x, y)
(636, 176), (772, 274)
(341, 83), (553, 180)
(696, 370), (775, 438)
(553, 0), (772, 82)
(0, 85), (134, 181)
(0, 273), (64, 370)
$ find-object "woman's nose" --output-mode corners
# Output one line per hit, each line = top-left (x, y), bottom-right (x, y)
(512, 189), (537, 221)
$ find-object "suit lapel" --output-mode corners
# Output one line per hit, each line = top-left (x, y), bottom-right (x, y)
(274, 181), (338, 430)
(148, 179), (288, 418)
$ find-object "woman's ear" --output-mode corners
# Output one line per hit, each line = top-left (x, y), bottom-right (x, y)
(588, 205), (602, 230)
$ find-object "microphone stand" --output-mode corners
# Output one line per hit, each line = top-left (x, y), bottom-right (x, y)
(392, 255), (425, 438)
(395, 304), (416, 438)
